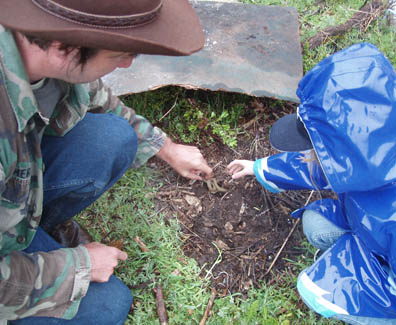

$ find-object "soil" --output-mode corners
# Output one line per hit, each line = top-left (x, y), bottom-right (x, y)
(149, 97), (333, 296)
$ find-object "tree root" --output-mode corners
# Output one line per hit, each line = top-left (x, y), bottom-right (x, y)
(305, 0), (386, 50)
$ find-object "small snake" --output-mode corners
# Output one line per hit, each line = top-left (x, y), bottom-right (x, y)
(205, 179), (228, 194)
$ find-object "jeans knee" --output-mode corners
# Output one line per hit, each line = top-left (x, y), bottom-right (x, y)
(101, 115), (138, 169)
(302, 209), (322, 242)
(8, 279), (133, 325)
(83, 277), (133, 325)
(302, 209), (346, 251)
(106, 278), (133, 324)
(120, 283), (133, 315)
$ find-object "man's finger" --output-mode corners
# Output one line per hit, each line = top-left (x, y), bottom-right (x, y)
(186, 171), (203, 181)
(188, 165), (212, 180)
(114, 248), (128, 261)
(200, 165), (213, 179)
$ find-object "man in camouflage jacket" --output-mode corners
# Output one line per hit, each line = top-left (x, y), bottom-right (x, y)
(0, 0), (212, 323)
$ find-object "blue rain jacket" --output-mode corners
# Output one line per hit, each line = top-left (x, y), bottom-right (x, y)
(253, 43), (396, 319)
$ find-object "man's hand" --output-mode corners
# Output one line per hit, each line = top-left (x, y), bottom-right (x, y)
(156, 137), (213, 180)
(84, 242), (128, 282)
(227, 160), (255, 179)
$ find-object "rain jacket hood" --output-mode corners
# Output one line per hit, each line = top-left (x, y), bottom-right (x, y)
(297, 43), (396, 193)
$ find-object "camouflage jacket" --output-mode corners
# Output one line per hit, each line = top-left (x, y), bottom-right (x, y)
(0, 26), (166, 321)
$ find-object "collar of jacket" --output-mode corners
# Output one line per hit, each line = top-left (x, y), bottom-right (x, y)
(0, 25), (41, 132)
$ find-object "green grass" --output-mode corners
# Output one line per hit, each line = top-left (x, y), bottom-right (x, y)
(124, 87), (250, 148)
(81, 167), (340, 324)
(80, 0), (395, 324)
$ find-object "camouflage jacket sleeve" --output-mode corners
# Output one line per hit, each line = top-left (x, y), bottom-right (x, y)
(0, 245), (91, 320)
(85, 79), (167, 167)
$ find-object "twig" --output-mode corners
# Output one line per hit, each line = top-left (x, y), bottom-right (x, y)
(199, 288), (217, 325)
(139, 206), (167, 227)
(159, 94), (179, 122)
(211, 161), (223, 171)
(157, 189), (196, 196)
(264, 190), (314, 276)
(177, 218), (206, 242)
(135, 236), (149, 252)
(154, 285), (168, 325)
(264, 219), (300, 276)
(228, 146), (243, 157)
(242, 111), (266, 129)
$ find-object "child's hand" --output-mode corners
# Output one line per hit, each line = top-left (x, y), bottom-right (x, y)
(227, 160), (254, 179)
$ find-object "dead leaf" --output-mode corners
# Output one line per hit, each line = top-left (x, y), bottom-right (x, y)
(243, 279), (253, 291)
(215, 239), (230, 250)
(109, 239), (124, 250)
(135, 236), (149, 252)
(239, 202), (247, 215)
(224, 222), (233, 232)
(185, 194), (201, 206)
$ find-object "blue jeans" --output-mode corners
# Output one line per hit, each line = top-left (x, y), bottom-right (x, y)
(302, 209), (347, 252)
(10, 113), (137, 324)
(302, 209), (396, 325)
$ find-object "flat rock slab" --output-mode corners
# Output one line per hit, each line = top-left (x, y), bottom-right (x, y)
(103, 2), (303, 103)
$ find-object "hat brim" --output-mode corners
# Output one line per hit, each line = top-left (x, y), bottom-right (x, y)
(269, 114), (313, 152)
(0, 0), (204, 56)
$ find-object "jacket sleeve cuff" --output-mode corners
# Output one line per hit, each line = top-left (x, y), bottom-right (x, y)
(63, 245), (91, 319)
(253, 158), (282, 193)
(131, 127), (167, 168)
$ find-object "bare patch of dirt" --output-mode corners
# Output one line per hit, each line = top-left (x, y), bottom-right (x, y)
(149, 97), (334, 295)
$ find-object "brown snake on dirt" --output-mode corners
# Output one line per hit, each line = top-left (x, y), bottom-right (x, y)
(204, 179), (228, 194)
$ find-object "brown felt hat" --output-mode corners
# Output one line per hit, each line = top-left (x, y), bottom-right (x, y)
(0, 0), (204, 56)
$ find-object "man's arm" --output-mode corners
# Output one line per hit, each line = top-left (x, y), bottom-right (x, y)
(86, 79), (166, 167)
(0, 244), (91, 320)
(87, 79), (212, 178)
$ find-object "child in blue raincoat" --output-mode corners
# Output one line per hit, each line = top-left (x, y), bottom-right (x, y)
(227, 43), (396, 324)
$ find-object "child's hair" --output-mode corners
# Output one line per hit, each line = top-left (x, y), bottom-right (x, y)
(301, 149), (318, 164)
(302, 149), (323, 195)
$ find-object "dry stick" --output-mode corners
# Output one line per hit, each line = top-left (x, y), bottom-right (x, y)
(154, 285), (169, 325)
(134, 236), (149, 252)
(264, 190), (314, 276)
(242, 111), (266, 129)
(134, 236), (168, 324)
(199, 288), (217, 325)
(177, 218), (204, 240)
(158, 94), (179, 122)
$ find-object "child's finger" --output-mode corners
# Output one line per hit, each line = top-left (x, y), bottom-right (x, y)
(227, 164), (243, 175)
(227, 160), (245, 171)
(232, 170), (247, 179)
(226, 160), (239, 169)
